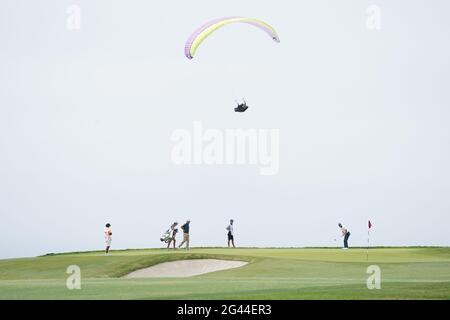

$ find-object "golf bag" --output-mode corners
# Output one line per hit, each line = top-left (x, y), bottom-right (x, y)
(160, 229), (172, 243)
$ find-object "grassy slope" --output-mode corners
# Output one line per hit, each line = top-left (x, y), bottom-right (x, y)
(0, 248), (449, 299)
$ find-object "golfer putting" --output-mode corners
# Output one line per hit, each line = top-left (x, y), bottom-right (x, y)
(338, 223), (350, 249)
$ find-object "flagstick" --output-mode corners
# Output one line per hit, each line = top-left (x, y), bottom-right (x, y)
(366, 228), (370, 261)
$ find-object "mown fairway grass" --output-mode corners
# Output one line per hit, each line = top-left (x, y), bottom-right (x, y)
(0, 247), (449, 299)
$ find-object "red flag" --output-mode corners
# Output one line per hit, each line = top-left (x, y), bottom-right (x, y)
(368, 220), (372, 229)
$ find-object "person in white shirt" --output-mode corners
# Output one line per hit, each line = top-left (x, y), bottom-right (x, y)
(226, 219), (235, 248)
(104, 223), (112, 255)
(167, 222), (178, 249)
(338, 223), (350, 249)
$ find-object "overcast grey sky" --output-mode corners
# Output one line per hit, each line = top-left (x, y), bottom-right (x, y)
(1, 0), (450, 259)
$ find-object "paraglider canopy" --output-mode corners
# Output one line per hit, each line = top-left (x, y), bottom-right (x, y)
(185, 17), (280, 59)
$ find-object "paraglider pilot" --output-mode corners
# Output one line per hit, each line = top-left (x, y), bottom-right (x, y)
(234, 99), (249, 112)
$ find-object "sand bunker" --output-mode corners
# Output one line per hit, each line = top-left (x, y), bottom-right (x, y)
(124, 259), (248, 278)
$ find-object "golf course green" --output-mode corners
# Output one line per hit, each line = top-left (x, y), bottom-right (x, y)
(0, 247), (449, 299)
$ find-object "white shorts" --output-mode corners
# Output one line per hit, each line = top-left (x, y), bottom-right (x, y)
(105, 238), (112, 246)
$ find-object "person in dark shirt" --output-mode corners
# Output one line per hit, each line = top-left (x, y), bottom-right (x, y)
(178, 220), (191, 250)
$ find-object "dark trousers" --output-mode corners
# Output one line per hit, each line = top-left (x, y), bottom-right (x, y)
(344, 232), (350, 248)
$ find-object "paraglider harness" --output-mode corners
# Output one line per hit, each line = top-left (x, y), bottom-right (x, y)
(234, 99), (249, 112)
